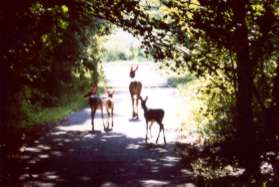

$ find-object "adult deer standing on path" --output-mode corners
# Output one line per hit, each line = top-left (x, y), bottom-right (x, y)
(129, 65), (142, 120)
(140, 96), (167, 144)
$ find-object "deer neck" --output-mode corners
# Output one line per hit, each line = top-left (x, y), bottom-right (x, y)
(142, 105), (148, 114)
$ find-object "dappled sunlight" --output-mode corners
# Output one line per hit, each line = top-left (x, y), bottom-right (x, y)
(24, 147), (42, 153)
(126, 143), (143, 150)
(7, 62), (195, 186)
(140, 179), (170, 185)
(161, 156), (181, 162)
(101, 182), (119, 187)
(37, 144), (51, 151)
(143, 158), (157, 163)
(38, 154), (49, 159)
(57, 122), (91, 132)
(15, 129), (192, 185)
(43, 171), (59, 180)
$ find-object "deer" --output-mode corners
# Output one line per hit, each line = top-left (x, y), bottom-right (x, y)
(103, 88), (115, 131)
(139, 96), (167, 144)
(129, 64), (142, 120)
(84, 86), (115, 132)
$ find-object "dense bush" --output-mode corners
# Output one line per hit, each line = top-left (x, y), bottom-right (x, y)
(0, 1), (107, 151)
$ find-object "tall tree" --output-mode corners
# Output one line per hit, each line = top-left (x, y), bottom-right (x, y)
(149, 0), (279, 175)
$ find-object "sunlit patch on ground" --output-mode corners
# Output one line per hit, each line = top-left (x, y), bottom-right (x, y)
(140, 179), (170, 185)
(101, 182), (119, 187)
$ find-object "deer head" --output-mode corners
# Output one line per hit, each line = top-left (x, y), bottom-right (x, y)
(129, 64), (139, 78)
(105, 87), (115, 98)
(106, 89), (115, 98)
(91, 85), (97, 94)
(140, 96), (148, 109)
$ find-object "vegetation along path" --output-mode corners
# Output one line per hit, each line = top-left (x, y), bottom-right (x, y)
(4, 62), (194, 186)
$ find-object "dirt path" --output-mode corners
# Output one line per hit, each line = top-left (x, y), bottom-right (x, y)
(5, 62), (194, 186)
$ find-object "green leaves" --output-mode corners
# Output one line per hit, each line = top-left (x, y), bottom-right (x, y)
(0, 0), (108, 130)
(61, 5), (69, 13)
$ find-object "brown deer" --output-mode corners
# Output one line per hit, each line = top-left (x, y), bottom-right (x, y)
(84, 86), (115, 132)
(140, 96), (166, 144)
(103, 88), (115, 131)
(129, 65), (142, 120)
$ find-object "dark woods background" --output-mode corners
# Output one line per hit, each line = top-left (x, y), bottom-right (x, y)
(0, 0), (104, 146)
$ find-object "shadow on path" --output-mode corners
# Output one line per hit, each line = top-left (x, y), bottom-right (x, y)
(1, 62), (194, 186)
(2, 127), (193, 186)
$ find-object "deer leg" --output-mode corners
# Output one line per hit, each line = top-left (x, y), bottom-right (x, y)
(111, 107), (113, 129)
(149, 121), (154, 138)
(156, 125), (162, 144)
(162, 125), (167, 144)
(131, 95), (135, 118)
(106, 108), (110, 130)
(91, 108), (97, 132)
(145, 120), (149, 143)
(160, 123), (167, 144)
(100, 105), (106, 132)
(135, 97), (139, 119)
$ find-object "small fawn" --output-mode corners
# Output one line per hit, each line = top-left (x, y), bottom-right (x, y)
(85, 86), (115, 132)
(129, 65), (142, 120)
(140, 96), (166, 144)
(103, 88), (115, 131)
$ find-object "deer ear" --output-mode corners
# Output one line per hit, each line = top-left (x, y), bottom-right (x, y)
(145, 96), (148, 101)
(111, 89), (115, 96)
(135, 65), (139, 71)
(92, 85), (97, 93)
(130, 64), (135, 71)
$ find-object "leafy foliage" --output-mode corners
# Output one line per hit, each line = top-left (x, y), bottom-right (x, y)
(136, 0), (279, 178)
(0, 1), (107, 149)
(1, 0), (279, 181)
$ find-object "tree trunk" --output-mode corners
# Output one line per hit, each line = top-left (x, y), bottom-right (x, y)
(270, 60), (279, 139)
(236, 47), (258, 175)
(273, 61), (279, 117)
(234, 2), (258, 175)
(0, 64), (7, 144)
